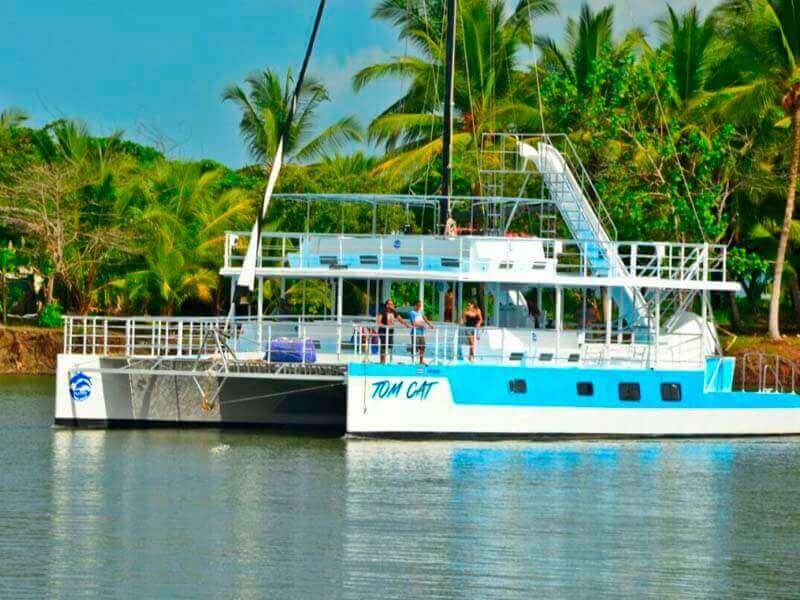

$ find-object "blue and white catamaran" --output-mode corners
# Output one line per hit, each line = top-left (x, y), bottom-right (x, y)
(55, 0), (800, 436)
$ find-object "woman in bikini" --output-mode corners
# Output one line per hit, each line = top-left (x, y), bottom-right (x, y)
(461, 301), (483, 362)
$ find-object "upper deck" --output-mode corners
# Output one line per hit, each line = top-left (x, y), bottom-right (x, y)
(221, 230), (737, 292)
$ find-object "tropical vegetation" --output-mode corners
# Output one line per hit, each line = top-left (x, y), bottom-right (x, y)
(0, 0), (798, 339)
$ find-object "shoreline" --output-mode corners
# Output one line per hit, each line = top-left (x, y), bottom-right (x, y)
(0, 325), (62, 375)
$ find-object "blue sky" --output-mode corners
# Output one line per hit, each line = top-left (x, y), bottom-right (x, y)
(2, 0), (714, 168)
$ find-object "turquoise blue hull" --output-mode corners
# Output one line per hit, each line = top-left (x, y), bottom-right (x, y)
(346, 359), (800, 437)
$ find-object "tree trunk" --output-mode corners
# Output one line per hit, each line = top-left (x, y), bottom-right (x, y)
(769, 107), (800, 340)
(45, 276), (55, 305)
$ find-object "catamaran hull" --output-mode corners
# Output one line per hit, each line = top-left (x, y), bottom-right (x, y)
(55, 355), (800, 437)
(55, 355), (346, 431)
(346, 363), (800, 438)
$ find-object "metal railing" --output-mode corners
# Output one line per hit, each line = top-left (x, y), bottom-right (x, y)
(62, 315), (708, 370)
(735, 353), (799, 394)
(480, 132), (618, 241)
(223, 232), (728, 285)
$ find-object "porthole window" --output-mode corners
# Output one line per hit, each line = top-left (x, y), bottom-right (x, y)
(577, 382), (594, 396)
(661, 383), (682, 402)
(509, 379), (527, 394)
(619, 383), (641, 401)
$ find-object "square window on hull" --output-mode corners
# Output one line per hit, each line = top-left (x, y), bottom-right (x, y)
(661, 383), (682, 401)
(577, 382), (594, 396)
(509, 379), (527, 394)
(619, 383), (641, 401)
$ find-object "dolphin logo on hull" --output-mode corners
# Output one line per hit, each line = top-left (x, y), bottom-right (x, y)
(69, 372), (92, 402)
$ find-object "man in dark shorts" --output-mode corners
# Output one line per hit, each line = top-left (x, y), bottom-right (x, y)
(409, 300), (434, 365)
(376, 299), (410, 364)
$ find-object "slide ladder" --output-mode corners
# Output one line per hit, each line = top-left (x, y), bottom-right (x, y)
(517, 141), (651, 329)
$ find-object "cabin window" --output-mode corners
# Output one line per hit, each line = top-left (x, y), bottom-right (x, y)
(661, 383), (682, 402)
(359, 255), (378, 265)
(441, 257), (460, 268)
(531, 262), (547, 270)
(577, 382), (594, 396)
(509, 352), (524, 362)
(499, 261), (514, 270)
(509, 379), (527, 394)
(619, 383), (641, 401)
(538, 353), (553, 362)
(320, 255), (338, 265)
(400, 256), (419, 266)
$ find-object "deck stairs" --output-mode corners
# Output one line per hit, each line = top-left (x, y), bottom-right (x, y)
(515, 140), (651, 330)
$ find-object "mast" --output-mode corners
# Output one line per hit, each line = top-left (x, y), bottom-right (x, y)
(440, 0), (457, 231)
(236, 0), (327, 295)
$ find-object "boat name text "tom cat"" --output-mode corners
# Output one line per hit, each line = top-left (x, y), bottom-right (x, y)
(370, 380), (439, 400)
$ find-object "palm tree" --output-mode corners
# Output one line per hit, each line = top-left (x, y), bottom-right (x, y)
(354, 0), (556, 179)
(535, 3), (615, 95)
(112, 160), (254, 315)
(0, 107), (28, 131)
(116, 242), (216, 315)
(710, 0), (800, 339)
(656, 5), (717, 111)
(222, 68), (362, 165)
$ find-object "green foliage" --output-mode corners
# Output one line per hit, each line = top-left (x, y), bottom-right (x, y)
(729, 247), (771, 310)
(0, 0), (798, 332)
(222, 68), (362, 164)
(38, 302), (63, 328)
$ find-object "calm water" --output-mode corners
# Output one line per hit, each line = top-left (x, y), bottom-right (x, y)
(2, 377), (800, 599)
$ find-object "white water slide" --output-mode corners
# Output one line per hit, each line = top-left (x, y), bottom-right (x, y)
(517, 141), (651, 329)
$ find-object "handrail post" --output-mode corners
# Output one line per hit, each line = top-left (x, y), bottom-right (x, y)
(103, 319), (109, 355)
(177, 321), (184, 357)
(62, 318), (68, 353)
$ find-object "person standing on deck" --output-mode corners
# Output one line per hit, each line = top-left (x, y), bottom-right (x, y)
(376, 299), (410, 364)
(444, 289), (455, 323)
(410, 300), (434, 365)
(461, 301), (483, 362)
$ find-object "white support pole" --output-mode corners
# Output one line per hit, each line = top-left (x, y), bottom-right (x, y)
(493, 284), (500, 326)
(419, 279), (425, 303)
(537, 287), (543, 321)
(336, 276), (344, 360)
(257, 276), (264, 350)
(555, 285), (562, 361)
(654, 289), (661, 368)
(604, 287), (612, 361)
(617, 287), (623, 344)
